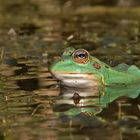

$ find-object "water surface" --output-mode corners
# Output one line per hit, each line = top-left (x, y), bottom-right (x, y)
(0, 1), (140, 140)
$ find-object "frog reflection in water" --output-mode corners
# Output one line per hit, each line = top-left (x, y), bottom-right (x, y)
(50, 47), (140, 116)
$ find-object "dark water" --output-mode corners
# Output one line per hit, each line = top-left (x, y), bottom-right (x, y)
(0, 1), (140, 140)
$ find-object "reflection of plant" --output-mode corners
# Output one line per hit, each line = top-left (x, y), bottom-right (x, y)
(0, 47), (5, 63)
(138, 104), (140, 111)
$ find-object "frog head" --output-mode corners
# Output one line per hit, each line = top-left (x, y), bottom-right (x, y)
(50, 47), (109, 88)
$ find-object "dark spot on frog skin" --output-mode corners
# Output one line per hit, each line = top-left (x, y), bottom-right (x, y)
(105, 65), (109, 68)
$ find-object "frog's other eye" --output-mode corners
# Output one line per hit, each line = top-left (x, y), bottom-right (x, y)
(72, 49), (89, 64)
(63, 47), (75, 56)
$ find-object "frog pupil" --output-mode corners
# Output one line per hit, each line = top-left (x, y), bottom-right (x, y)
(78, 53), (85, 58)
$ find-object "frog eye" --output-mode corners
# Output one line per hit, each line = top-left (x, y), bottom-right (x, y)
(72, 49), (89, 64)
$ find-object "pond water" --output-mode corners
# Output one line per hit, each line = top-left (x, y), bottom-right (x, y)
(0, 1), (140, 140)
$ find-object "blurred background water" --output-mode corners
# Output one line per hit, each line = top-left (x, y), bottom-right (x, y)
(0, 0), (140, 140)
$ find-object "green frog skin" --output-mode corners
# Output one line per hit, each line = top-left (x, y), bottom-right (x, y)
(50, 47), (140, 88)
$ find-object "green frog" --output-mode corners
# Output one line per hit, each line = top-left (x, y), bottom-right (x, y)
(50, 47), (140, 116)
(50, 47), (140, 88)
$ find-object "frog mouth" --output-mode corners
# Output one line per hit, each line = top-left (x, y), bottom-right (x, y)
(51, 71), (100, 88)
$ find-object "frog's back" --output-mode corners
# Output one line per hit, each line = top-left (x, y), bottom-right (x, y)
(114, 63), (140, 77)
(127, 65), (140, 76)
